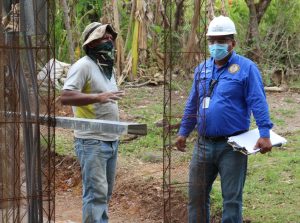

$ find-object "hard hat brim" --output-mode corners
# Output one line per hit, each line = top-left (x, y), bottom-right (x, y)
(206, 31), (237, 36)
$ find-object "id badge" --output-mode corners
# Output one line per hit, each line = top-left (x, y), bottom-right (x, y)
(203, 97), (210, 109)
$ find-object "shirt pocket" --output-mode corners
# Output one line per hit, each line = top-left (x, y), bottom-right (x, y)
(218, 76), (243, 99)
(195, 71), (212, 95)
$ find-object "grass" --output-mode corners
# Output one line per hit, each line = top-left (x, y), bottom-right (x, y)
(289, 78), (300, 89)
(283, 98), (296, 104)
(270, 113), (286, 126)
(275, 108), (297, 118)
(55, 133), (74, 155)
(270, 101), (300, 127)
(40, 131), (74, 155)
(209, 131), (300, 222)
(118, 86), (164, 157)
(54, 79), (300, 222)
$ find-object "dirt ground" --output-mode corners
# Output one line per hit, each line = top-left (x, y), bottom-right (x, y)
(55, 89), (300, 223)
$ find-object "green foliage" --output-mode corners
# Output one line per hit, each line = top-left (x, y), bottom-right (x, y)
(118, 1), (133, 52)
(55, 0), (104, 62)
(54, 0), (300, 85)
(55, 4), (68, 62)
(226, 0), (249, 55)
(259, 0), (300, 72)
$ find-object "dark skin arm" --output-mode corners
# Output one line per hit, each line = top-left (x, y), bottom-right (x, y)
(60, 89), (125, 106)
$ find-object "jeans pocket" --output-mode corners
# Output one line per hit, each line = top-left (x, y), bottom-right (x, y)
(82, 139), (101, 146)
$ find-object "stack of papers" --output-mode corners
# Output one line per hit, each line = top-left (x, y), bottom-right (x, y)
(227, 128), (287, 155)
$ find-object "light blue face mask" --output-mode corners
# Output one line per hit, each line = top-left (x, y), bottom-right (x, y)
(209, 44), (229, 61)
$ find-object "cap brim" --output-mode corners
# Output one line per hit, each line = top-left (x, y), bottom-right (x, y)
(82, 24), (118, 48)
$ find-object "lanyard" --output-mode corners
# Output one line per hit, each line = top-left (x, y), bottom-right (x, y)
(207, 63), (227, 97)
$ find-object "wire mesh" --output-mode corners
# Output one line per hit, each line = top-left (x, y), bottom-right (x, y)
(163, 0), (208, 222)
(0, 1), (55, 222)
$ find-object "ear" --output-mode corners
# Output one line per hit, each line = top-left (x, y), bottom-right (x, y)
(232, 39), (236, 48)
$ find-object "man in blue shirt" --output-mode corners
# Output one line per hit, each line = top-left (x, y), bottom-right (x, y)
(176, 16), (273, 223)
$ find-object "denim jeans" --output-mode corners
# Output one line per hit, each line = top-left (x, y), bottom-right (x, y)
(75, 138), (119, 223)
(188, 138), (248, 223)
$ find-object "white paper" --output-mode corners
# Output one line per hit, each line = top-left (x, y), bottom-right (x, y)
(227, 128), (287, 155)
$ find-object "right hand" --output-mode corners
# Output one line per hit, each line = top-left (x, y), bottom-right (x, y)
(96, 91), (125, 103)
(175, 135), (187, 152)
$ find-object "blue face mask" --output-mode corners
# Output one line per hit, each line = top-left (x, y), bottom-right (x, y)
(209, 44), (229, 60)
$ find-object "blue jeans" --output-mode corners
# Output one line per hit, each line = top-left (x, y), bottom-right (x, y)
(75, 138), (119, 223)
(188, 138), (248, 223)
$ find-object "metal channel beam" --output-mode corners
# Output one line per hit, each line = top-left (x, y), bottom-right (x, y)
(40, 116), (148, 136)
(1, 112), (147, 135)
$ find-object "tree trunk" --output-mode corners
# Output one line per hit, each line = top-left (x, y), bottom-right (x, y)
(183, 0), (201, 72)
(0, 8), (5, 209)
(113, 0), (125, 79)
(256, 0), (272, 24)
(245, 0), (271, 62)
(152, 0), (161, 51)
(221, 0), (227, 16)
(174, 0), (185, 31)
(207, 0), (215, 21)
(61, 0), (75, 63)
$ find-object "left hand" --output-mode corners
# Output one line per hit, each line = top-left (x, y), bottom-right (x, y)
(254, 137), (272, 154)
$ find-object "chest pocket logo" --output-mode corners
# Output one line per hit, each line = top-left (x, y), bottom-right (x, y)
(228, 64), (240, 74)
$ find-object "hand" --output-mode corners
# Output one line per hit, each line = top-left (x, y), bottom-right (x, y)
(96, 91), (125, 103)
(175, 135), (187, 152)
(254, 137), (272, 154)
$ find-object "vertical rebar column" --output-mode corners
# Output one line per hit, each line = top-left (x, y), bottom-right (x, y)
(0, 8), (5, 211)
(163, 0), (208, 222)
(162, 0), (173, 222)
(0, 0), (56, 222)
(0, 32), (23, 222)
(33, 1), (56, 222)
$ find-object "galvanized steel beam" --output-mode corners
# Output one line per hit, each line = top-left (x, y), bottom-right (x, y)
(40, 116), (147, 136)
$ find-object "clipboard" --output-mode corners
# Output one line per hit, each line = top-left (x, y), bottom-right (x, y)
(227, 128), (287, 155)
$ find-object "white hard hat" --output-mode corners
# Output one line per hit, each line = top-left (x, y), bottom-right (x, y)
(206, 16), (237, 36)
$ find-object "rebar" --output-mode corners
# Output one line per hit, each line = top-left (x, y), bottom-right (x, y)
(0, 1), (55, 222)
(163, 0), (208, 222)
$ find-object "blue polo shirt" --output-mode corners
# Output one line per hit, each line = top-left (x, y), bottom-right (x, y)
(178, 51), (273, 138)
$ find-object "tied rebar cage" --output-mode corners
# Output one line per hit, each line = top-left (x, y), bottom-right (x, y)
(0, 1), (55, 222)
(163, 0), (208, 222)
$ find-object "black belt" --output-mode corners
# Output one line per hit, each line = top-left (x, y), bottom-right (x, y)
(201, 130), (247, 142)
(201, 135), (228, 142)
